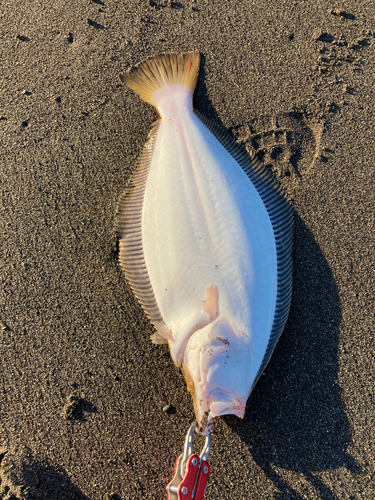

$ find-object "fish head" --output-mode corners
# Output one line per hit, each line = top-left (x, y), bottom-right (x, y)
(182, 315), (251, 434)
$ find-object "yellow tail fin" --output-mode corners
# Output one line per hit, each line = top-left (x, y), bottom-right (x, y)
(119, 51), (200, 105)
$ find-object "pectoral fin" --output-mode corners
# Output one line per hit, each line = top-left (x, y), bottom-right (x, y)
(202, 284), (218, 320)
(169, 285), (219, 365)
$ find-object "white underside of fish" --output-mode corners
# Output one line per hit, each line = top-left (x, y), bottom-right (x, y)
(117, 52), (293, 432)
(144, 86), (276, 371)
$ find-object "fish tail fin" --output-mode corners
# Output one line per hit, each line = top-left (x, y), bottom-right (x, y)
(119, 51), (200, 106)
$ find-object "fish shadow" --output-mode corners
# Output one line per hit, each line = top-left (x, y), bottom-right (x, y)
(194, 53), (225, 127)
(223, 214), (360, 499)
(191, 62), (359, 496)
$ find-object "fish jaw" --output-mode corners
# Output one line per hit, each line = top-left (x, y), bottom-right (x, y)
(182, 316), (250, 434)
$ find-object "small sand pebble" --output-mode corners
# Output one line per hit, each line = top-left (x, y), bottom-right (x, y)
(62, 394), (82, 420)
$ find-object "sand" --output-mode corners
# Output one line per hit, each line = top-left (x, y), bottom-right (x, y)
(1, 0), (374, 498)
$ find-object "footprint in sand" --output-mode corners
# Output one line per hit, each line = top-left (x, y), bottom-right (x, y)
(231, 110), (324, 184)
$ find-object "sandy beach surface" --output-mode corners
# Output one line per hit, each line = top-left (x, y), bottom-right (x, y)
(1, 0), (374, 498)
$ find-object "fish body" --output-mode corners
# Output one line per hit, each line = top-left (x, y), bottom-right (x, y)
(117, 52), (293, 433)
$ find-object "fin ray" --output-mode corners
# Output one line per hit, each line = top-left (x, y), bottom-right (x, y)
(115, 122), (173, 342)
(119, 51), (200, 105)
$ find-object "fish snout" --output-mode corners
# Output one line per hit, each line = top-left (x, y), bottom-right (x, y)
(182, 316), (250, 432)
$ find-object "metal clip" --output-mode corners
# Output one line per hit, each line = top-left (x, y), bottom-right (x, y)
(166, 422), (211, 500)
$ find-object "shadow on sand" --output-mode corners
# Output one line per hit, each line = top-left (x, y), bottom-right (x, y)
(0, 446), (90, 500)
(194, 53), (226, 127)
(193, 56), (359, 498)
(223, 214), (360, 499)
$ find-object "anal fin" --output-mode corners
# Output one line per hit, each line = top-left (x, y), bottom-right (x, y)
(116, 122), (173, 344)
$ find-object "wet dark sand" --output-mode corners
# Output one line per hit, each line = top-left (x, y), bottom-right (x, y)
(1, 1), (374, 498)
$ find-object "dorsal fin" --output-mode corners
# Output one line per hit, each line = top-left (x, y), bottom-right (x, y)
(115, 123), (172, 343)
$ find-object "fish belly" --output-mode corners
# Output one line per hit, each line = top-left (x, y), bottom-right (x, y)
(142, 108), (277, 380)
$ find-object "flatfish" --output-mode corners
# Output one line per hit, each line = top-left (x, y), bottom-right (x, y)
(117, 51), (293, 434)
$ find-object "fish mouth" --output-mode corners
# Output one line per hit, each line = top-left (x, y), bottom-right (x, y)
(195, 401), (245, 436)
(207, 388), (246, 418)
(183, 365), (246, 433)
(194, 387), (246, 434)
(196, 411), (214, 436)
(209, 400), (245, 418)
